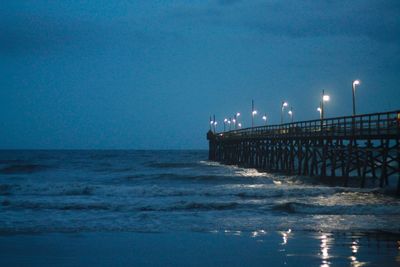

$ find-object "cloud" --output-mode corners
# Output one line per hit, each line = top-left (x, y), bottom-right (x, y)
(162, 0), (400, 44)
(236, 1), (400, 43)
(0, 13), (164, 56)
(217, 0), (242, 6)
(0, 14), (102, 54)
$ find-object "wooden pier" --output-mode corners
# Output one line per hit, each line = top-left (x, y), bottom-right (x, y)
(207, 110), (400, 193)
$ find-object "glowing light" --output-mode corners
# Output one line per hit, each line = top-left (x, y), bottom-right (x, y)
(322, 247), (329, 258)
(251, 230), (267, 238)
(349, 240), (365, 267)
(353, 80), (360, 87)
(317, 107), (322, 112)
(252, 110), (258, 115)
(281, 229), (292, 245)
(232, 119), (236, 123)
(319, 234), (330, 267)
(282, 233), (288, 244)
(288, 110), (293, 115)
(228, 120), (231, 124)
(236, 112), (241, 117)
(214, 121), (218, 125)
(224, 118), (228, 123)
(351, 244), (358, 254)
(262, 115), (267, 121)
(323, 95), (330, 102)
(281, 101), (289, 124)
(238, 123), (242, 128)
(319, 233), (332, 267)
(210, 120), (214, 124)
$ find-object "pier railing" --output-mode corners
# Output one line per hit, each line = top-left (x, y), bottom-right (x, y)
(218, 110), (400, 139)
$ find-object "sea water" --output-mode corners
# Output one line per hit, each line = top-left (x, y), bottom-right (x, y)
(0, 150), (399, 234)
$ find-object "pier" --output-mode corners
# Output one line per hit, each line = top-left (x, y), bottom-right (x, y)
(207, 110), (400, 193)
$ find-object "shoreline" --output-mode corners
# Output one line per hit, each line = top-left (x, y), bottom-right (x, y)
(1, 230), (399, 266)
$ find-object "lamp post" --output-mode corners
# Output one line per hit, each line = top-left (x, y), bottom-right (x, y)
(233, 112), (240, 130)
(317, 106), (322, 120)
(228, 118), (232, 131)
(288, 107), (293, 123)
(281, 101), (288, 124)
(321, 90), (330, 120)
(213, 114), (216, 133)
(352, 80), (360, 116)
(262, 114), (267, 126)
(223, 118), (228, 132)
(234, 112), (240, 130)
(251, 100), (257, 128)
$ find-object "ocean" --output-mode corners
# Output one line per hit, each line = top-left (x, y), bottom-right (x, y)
(1, 150), (400, 266)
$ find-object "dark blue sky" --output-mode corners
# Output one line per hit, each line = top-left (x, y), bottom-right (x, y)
(1, 1), (399, 149)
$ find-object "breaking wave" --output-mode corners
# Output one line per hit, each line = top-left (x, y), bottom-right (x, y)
(146, 162), (200, 169)
(272, 201), (400, 215)
(0, 164), (48, 174)
(3, 199), (243, 212)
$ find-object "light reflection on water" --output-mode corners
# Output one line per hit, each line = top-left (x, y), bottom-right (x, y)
(218, 230), (398, 266)
(251, 229), (267, 238)
(319, 233), (332, 267)
(349, 239), (368, 267)
(280, 229), (292, 245)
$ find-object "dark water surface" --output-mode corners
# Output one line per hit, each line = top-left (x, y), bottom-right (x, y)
(0, 150), (399, 266)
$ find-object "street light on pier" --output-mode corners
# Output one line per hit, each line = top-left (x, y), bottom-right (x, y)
(238, 123), (242, 128)
(223, 118), (228, 132)
(352, 80), (360, 116)
(288, 107), (293, 123)
(317, 106), (322, 119)
(281, 101), (288, 124)
(251, 100), (257, 128)
(321, 90), (330, 120)
(262, 114), (267, 126)
(228, 118), (232, 131)
(233, 112), (240, 129)
(209, 115), (217, 133)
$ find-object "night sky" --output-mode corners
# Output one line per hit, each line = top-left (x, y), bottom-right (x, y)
(1, 1), (399, 149)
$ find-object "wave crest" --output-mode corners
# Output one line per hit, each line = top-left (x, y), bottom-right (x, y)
(272, 202), (400, 215)
(0, 164), (47, 174)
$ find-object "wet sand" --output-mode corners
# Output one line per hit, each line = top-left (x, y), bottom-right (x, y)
(0, 231), (399, 266)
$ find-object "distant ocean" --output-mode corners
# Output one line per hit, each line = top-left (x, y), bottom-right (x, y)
(1, 150), (399, 234)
